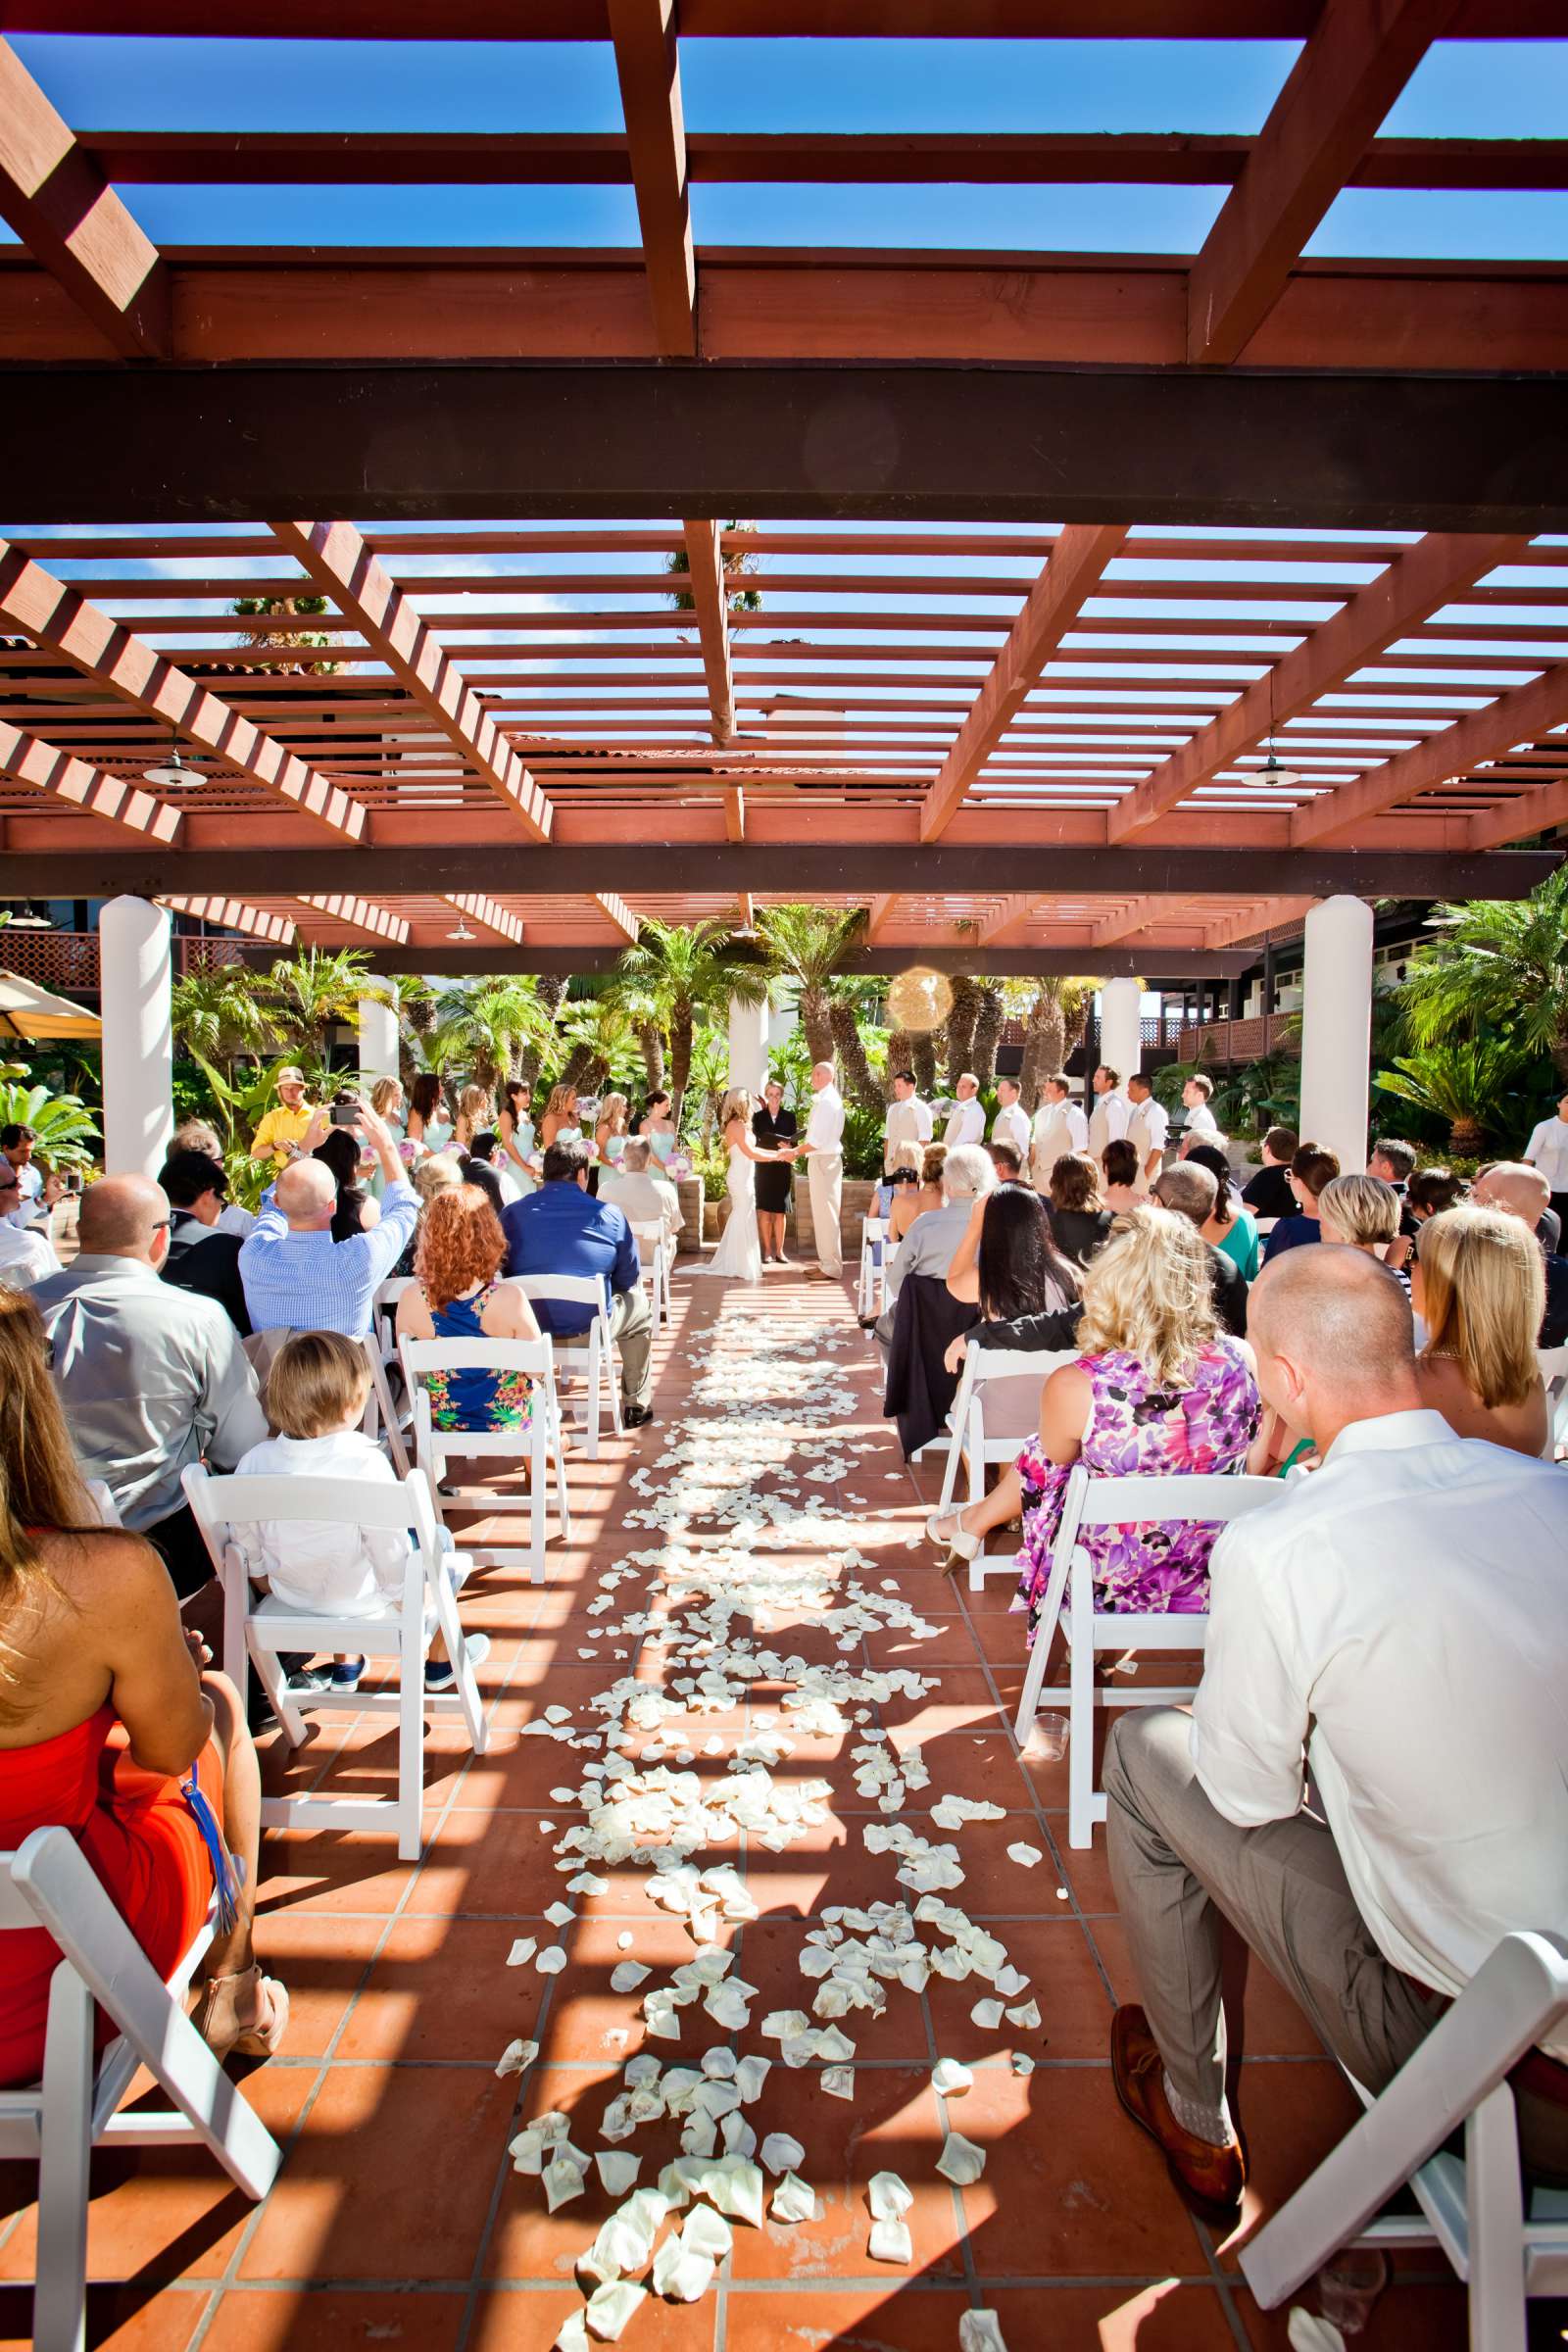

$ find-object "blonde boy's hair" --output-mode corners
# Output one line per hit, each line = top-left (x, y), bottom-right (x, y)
(266, 1331), (372, 1441)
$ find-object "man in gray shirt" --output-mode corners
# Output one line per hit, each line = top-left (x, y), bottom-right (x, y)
(30, 1174), (268, 1598)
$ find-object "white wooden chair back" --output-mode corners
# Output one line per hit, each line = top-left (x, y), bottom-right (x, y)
(858, 1214), (887, 1321)
(81, 1479), (120, 1528)
(1013, 1464), (1281, 1846)
(937, 1345), (1079, 1590)
(514, 1273), (622, 1454)
(628, 1219), (671, 1329)
(1538, 1344), (1568, 1457)
(1253, 1215), (1279, 1235)
(399, 1331), (569, 1581)
(182, 1461), (488, 1861)
(0, 1830), (280, 2352)
(1241, 1928), (1568, 2352)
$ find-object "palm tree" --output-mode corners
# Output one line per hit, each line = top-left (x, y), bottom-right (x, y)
(427, 979), (552, 1094)
(393, 973), (438, 1090)
(754, 904), (865, 1067)
(556, 998), (644, 1096)
(231, 590), (339, 674)
(1399, 867), (1568, 1080)
(911, 1030), (939, 1095)
(664, 524), (763, 613)
(615, 916), (768, 1115)
(971, 984), (1005, 1091)
(1016, 977), (1093, 1111)
(827, 982), (885, 1114)
(171, 963), (269, 1074)
(944, 975), (982, 1089)
(520, 976), (567, 1087)
(261, 947), (378, 1079)
(1375, 1038), (1538, 1155)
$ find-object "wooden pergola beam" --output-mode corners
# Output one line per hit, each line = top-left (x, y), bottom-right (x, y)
(0, 718), (183, 842)
(297, 893), (410, 947)
(1106, 531), (1530, 844)
(683, 519), (735, 743)
(864, 896), (901, 944)
(1185, 0), (1463, 366)
(1201, 896), (1318, 950)
(1469, 762), (1568, 852)
(445, 892), (525, 946)
(0, 3), (1549, 35)
(161, 893), (296, 946)
(919, 525), (1128, 841)
(1092, 896), (1193, 949)
(595, 892), (641, 944)
(1296, 660), (1568, 848)
(608, 0), (696, 359)
(0, 543), (367, 841)
(0, 39), (170, 359)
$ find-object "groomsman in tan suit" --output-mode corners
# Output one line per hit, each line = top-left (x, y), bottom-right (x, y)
(1126, 1072), (1170, 1189)
(1029, 1074), (1087, 1192)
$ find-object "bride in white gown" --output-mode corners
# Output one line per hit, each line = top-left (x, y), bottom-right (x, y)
(696, 1089), (796, 1283)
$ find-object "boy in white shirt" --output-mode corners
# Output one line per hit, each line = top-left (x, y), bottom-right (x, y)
(232, 1332), (484, 1694)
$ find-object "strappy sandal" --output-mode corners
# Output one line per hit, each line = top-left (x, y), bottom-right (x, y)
(193, 1964), (290, 2060)
(924, 1509), (981, 1576)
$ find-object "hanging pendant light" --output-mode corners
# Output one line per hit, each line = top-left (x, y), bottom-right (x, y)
(141, 732), (204, 790)
(447, 912), (476, 943)
(1256, 662), (1298, 791)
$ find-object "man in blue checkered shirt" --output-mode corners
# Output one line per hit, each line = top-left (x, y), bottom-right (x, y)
(238, 1098), (419, 1339)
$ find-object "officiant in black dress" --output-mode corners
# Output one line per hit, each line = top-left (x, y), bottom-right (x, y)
(753, 1080), (797, 1265)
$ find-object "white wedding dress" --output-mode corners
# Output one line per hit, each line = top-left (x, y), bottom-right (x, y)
(698, 1142), (763, 1282)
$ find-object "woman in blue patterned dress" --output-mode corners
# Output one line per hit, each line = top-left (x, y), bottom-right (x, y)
(395, 1184), (543, 1433)
(925, 1204), (1259, 1631)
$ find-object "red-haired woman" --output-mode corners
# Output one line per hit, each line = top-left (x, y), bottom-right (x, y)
(395, 1183), (544, 1432)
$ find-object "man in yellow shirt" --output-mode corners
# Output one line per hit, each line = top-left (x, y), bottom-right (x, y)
(249, 1067), (317, 1169)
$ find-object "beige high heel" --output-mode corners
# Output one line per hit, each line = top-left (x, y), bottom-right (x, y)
(193, 1964), (290, 2060)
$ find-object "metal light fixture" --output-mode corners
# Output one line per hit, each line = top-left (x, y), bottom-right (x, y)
(141, 734), (203, 790)
(1257, 662), (1299, 792)
(446, 913), (476, 943)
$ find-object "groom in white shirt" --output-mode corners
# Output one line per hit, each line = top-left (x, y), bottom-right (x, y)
(798, 1060), (846, 1281)
(944, 1073), (985, 1150)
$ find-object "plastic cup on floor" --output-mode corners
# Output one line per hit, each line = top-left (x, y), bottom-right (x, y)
(1317, 2248), (1388, 2334)
(1025, 1711), (1069, 1763)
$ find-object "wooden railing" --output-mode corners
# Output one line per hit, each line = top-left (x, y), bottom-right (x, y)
(0, 930), (248, 995)
(1169, 1014), (1298, 1065)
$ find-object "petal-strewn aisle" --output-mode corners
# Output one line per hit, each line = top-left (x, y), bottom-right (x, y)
(0, 1273), (1467, 2351)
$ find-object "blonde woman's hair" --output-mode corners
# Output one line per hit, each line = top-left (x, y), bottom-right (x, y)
(890, 1140), (922, 1176)
(1416, 1205), (1544, 1410)
(413, 1151), (464, 1205)
(1319, 1172), (1400, 1249)
(545, 1082), (578, 1122)
(458, 1082), (493, 1124)
(369, 1076), (403, 1120)
(719, 1087), (754, 1127)
(265, 1330), (372, 1441)
(598, 1092), (629, 1136)
(1075, 1202), (1218, 1387)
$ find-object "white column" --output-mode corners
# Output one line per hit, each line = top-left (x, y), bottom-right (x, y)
(357, 975), (399, 1088)
(1100, 976), (1142, 1085)
(1298, 895), (1374, 1174)
(100, 896), (172, 1179)
(727, 995), (769, 1094)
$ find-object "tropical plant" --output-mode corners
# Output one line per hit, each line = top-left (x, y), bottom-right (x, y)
(520, 976), (567, 1087)
(943, 974), (982, 1090)
(392, 974), (439, 1088)
(614, 916), (768, 1115)
(681, 1021), (734, 1147)
(260, 947), (377, 1078)
(170, 963), (269, 1074)
(426, 978), (553, 1094)
(1374, 1038), (1540, 1155)
(1398, 868), (1568, 1079)
(754, 904), (865, 1066)
(827, 979), (887, 1114)
(910, 1029), (939, 1095)
(971, 984), (1005, 1092)
(231, 590), (339, 673)
(554, 997), (645, 1096)
(1015, 977), (1092, 1111)
(0, 1079), (99, 1174)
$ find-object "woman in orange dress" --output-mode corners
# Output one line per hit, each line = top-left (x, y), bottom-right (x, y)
(0, 1290), (287, 2086)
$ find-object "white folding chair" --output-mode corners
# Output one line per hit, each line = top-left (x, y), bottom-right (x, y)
(399, 1332), (569, 1583)
(858, 1215), (887, 1321)
(1538, 1344), (1568, 1458)
(1241, 1930), (1568, 2352)
(514, 1274), (623, 1455)
(182, 1461), (489, 1862)
(373, 1274), (416, 1365)
(628, 1220), (672, 1331)
(937, 1344), (1078, 1592)
(0, 1830), (281, 2352)
(81, 1479), (120, 1528)
(1013, 1465), (1280, 1846)
(1253, 1216), (1279, 1236)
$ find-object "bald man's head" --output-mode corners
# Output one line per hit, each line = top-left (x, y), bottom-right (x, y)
(1250, 1244), (1418, 1446)
(1471, 1161), (1549, 1226)
(77, 1174), (171, 1262)
(274, 1156), (338, 1231)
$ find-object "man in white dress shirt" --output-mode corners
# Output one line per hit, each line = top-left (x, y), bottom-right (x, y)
(1102, 1246), (1568, 2214)
(883, 1067), (933, 1172)
(1028, 1073), (1088, 1192)
(1087, 1064), (1131, 1162)
(798, 1060), (846, 1281)
(943, 1072), (985, 1150)
(1178, 1071), (1224, 1155)
(990, 1075), (1031, 1166)
(1524, 1089), (1568, 1231)
(1125, 1071), (1169, 1187)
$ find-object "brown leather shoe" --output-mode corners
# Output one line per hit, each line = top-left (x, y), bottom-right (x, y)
(1110, 2005), (1247, 2223)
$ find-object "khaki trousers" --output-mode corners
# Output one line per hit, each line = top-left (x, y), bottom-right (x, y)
(609, 1285), (653, 1408)
(807, 1150), (844, 1277)
(1103, 1708), (1568, 2182)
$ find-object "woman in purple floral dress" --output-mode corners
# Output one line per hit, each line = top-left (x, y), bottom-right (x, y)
(925, 1204), (1259, 1635)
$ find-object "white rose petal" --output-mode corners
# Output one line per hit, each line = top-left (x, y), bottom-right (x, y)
(868, 2171), (913, 2221)
(769, 2171), (817, 2225)
(760, 2131), (806, 2177)
(868, 2216), (913, 2265)
(595, 2152), (641, 2197)
(536, 1946), (568, 1976)
(584, 2280), (646, 2341)
(1006, 1842), (1044, 1869)
(936, 2132), (987, 2186)
(507, 1937), (537, 1968)
(932, 2058), (973, 2096)
(610, 1961), (651, 1992)
(958, 2315), (1009, 2352)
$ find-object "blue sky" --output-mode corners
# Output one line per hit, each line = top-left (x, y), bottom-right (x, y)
(9, 33), (1568, 254)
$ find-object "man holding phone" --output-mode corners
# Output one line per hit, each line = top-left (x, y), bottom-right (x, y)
(249, 1066), (318, 1170)
(238, 1097), (417, 1338)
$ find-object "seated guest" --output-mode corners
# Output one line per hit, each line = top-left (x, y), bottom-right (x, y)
(239, 1098), (417, 1341)
(1240, 1125), (1298, 1224)
(940, 1186), (1083, 1447)
(1101, 1137), (1143, 1217)
(501, 1134), (655, 1429)
(1, 1119), (41, 1206)
(889, 1142), (945, 1245)
(457, 1147), (509, 1220)
(927, 1205), (1258, 1593)
(886, 1143), (995, 1305)
(1319, 1172), (1405, 1291)
(397, 1185), (544, 1433)
(600, 1134), (683, 1246)
(1369, 1136), (1420, 1242)
(172, 1120), (256, 1237)
(466, 1130), (520, 1202)
(1387, 1164), (1465, 1273)
(0, 1156), (60, 1287)
(1103, 1246), (1568, 2214)
(311, 1121), (379, 1241)
(1045, 1152), (1115, 1268)
(875, 1139), (923, 1218)
(232, 1331), (486, 1695)
(1152, 1161), (1250, 1338)
(1470, 1161), (1568, 1346)
(158, 1147), (251, 1334)
(987, 1137), (1025, 1186)
(392, 1151), (465, 1278)
(1411, 1205), (1547, 1458)
(31, 1177), (267, 1598)
(1260, 1142), (1340, 1263)
(1185, 1142), (1260, 1283)
(0, 1290), (286, 2082)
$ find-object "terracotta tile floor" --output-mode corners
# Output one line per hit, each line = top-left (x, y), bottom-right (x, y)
(0, 1270), (1472, 2351)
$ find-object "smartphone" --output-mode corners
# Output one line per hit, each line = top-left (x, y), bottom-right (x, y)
(330, 1102), (361, 1128)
